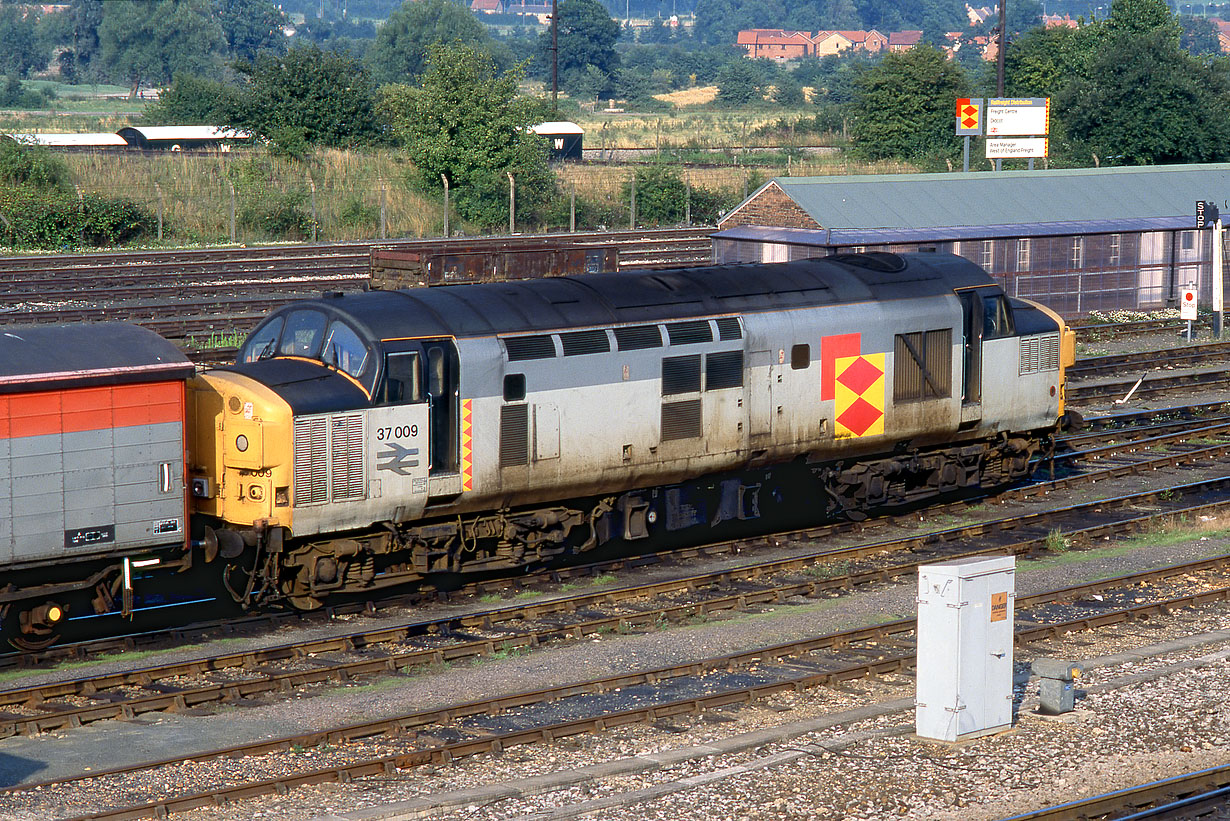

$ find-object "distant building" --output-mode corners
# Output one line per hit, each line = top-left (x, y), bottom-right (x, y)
(506, 2), (551, 23)
(1211, 19), (1230, 52)
(736, 27), (914, 59)
(888, 30), (923, 51)
(470, 0), (504, 13)
(1043, 13), (1079, 27)
(530, 122), (583, 161)
(737, 29), (815, 60)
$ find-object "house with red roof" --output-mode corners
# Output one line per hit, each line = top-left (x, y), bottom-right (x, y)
(888, 30), (923, 51)
(736, 29), (815, 60)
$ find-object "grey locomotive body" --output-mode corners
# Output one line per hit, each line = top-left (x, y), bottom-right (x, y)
(192, 252), (1073, 608)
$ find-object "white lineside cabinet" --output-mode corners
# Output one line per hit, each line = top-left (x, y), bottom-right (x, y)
(915, 555), (1016, 742)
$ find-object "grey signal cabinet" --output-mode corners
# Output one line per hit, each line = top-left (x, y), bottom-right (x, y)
(915, 555), (1015, 742)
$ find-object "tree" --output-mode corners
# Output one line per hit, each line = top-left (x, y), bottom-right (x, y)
(366, 0), (493, 84)
(1058, 28), (1230, 164)
(213, 0), (288, 60)
(715, 59), (763, 106)
(1179, 15), (1222, 56)
(96, 0), (225, 97)
(143, 72), (246, 124)
(235, 45), (382, 147)
(1003, 25), (1097, 99)
(772, 74), (805, 107)
(378, 42), (556, 229)
(537, 0), (621, 89)
(849, 44), (969, 163)
(40, 0), (104, 83)
(692, 0), (786, 46)
(1106, 0), (1181, 42)
(0, 5), (50, 77)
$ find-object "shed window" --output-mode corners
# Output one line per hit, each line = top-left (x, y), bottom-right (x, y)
(666, 320), (713, 345)
(894, 329), (952, 402)
(1109, 234), (1121, 265)
(662, 355), (702, 395)
(1016, 239), (1030, 271)
(504, 335), (556, 361)
(1071, 237), (1084, 269)
(560, 329), (610, 356)
(791, 344), (810, 370)
(614, 325), (662, 350)
(705, 351), (743, 390)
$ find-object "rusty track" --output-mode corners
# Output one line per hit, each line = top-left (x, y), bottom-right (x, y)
(4, 401), (1228, 676)
(1001, 763), (1230, 820)
(28, 562), (1230, 821)
(4, 470), (1229, 740)
(1067, 367), (1230, 401)
(1068, 340), (1230, 379)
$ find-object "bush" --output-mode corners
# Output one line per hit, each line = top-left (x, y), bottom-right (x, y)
(338, 194), (379, 228)
(0, 187), (154, 249)
(0, 138), (70, 190)
(0, 75), (53, 109)
(238, 189), (314, 239)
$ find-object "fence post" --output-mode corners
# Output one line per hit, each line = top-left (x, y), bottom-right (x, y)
(743, 170), (749, 201)
(227, 179), (236, 243)
(685, 175), (691, 227)
(570, 187), (576, 232)
(154, 182), (164, 241)
(75, 184), (84, 246)
(508, 172), (515, 234)
(380, 183), (388, 240)
(629, 171), (636, 229)
(309, 177), (318, 242)
(441, 174), (449, 238)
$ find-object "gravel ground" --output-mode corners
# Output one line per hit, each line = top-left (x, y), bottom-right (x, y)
(0, 325), (1227, 820)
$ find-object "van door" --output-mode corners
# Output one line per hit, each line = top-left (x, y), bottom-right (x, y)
(957, 290), (983, 424)
(371, 349), (431, 521)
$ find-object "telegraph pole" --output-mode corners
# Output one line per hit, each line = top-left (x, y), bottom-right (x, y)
(551, 0), (559, 109)
(996, 0), (1007, 96)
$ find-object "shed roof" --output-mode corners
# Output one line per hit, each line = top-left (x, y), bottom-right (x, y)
(531, 121), (584, 135)
(118, 126), (249, 142)
(6, 132), (128, 147)
(726, 165), (1230, 230)
(714, 216), (1194, 248)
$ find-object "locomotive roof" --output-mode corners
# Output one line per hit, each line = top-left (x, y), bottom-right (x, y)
(0, 322), (194, 394)
(293, 252), (995, 342)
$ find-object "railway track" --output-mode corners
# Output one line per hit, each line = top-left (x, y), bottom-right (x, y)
(1005, 763), (1230, 820)
(5, 399), (1227, 673)
(4, 451), (1230, 738)
(1067, 367), (1230, 402)
(0, 228), (713, 338)
(18, 558), (1230, 821)
(1067, 339), (1230, 379)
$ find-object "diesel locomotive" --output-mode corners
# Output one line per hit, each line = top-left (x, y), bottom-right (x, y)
(0, 252), (1075, 647)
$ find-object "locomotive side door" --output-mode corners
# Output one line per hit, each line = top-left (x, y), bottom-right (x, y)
(957, 290), (983, 424)
(748, 349), (775, 444)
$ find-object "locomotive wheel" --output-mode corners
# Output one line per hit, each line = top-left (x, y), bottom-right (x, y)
(3, 601), (66, 651)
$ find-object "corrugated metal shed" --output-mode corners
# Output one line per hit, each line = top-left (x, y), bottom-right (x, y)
(727, 164), (1230, 229)
(4, 133), (128, 147)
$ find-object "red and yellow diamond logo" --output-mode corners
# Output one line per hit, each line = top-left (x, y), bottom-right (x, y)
(834, 353), (884, 438)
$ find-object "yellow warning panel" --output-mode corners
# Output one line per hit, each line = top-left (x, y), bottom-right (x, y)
(461, 399), (474, 492)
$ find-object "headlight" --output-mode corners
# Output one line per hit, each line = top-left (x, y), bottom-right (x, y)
(236, 434), (249, 452)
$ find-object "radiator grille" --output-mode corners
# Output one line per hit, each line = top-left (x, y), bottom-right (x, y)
(500, 404), (529, 467)
(293, 417), (328, 506)
(661, 399), (703, 441)
(1020, 334), (1060, 374)
(330, 414), (365, 501)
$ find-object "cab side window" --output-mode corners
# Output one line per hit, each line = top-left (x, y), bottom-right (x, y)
(982, 294), (1015, 339)
(380, 352), (423, 404)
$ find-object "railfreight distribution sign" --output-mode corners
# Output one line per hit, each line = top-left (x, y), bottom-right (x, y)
(984, 97), (1050, 158)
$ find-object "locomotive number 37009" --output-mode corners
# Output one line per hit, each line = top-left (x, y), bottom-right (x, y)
(375, 425), (418, 441)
